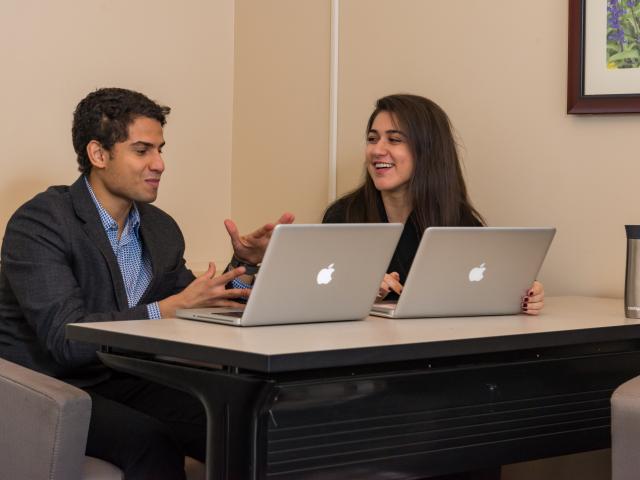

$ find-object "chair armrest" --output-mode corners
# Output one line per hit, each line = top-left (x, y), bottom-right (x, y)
(612, 374), (640, 480)
(0, 357), (91, 480)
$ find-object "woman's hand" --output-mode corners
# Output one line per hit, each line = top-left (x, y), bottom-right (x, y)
(376, 272), (403, 301)
(522, 280), (544, 315)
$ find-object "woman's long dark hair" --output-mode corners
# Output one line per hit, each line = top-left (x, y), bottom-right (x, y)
(329, 94), (485, 231)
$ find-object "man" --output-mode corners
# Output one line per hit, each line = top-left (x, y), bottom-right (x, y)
(0, 87), (293, 479)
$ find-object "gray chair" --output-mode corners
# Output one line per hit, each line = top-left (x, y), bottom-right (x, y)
(0, 357), (205, 480)
(611, 375), (640, 480)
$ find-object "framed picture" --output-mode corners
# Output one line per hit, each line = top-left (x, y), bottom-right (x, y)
(568, 0), (640, 114)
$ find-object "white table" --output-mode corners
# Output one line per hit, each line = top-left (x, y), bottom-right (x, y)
(67, 296), (640, 479)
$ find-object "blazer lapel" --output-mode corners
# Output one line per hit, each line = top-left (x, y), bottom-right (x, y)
(137, 205), (169, 302)
(69, 176), (129, 311)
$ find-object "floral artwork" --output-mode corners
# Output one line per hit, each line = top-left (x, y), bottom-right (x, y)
(569, 0), (640, 113)
(608, 0), (640, 68)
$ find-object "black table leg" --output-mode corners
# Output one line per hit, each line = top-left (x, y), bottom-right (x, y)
(97, 352), (275, 480)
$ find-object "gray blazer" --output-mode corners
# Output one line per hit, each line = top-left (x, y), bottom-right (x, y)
(0, 175), (195, 384)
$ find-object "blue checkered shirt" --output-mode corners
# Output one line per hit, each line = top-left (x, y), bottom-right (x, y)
(84, 177), (161, 319)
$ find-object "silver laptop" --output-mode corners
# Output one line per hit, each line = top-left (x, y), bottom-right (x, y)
(177, 223), (403, 326)
(371, 227), (556, 318)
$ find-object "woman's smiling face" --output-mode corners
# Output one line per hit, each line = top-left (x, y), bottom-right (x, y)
(366, 111), (415, 196)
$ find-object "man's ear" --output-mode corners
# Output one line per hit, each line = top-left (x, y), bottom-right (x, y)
(87, 140), (108, 169)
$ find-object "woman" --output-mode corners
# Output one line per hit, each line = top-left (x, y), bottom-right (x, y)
(323, 94), (543, 314)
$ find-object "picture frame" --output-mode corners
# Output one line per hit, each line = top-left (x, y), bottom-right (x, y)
(568, 0), (640, 114)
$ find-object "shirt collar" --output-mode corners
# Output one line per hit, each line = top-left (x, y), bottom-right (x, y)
(84, 176), (140, 235)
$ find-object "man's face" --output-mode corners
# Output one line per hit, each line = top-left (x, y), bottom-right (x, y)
(99, 116), (165, 205)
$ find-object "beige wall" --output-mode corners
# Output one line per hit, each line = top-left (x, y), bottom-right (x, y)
(0, 0), (235, 272)
(232, 0), (331, 230)
(2, 0), (634, 292)
(336, 0), (636, 299)
(232, 0), (638, 299)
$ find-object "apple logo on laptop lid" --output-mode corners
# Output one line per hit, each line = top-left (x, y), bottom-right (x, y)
(468, 263), (486, 282)
(316, 264), (335, 285)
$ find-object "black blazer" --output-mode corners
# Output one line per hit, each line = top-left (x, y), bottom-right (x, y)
(0, 176), (195, 383)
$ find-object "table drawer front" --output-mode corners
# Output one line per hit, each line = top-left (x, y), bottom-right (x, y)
(263, 350), (640, 478)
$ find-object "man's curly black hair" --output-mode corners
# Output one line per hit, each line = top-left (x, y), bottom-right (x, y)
(72, 88), (171, 174)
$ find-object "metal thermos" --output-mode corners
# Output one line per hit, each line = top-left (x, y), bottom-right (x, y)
(625, 225), (640, 318)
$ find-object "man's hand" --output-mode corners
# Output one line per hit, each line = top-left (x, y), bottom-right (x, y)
(159, 262), (250, 318)
(224, 212), (295, 265)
